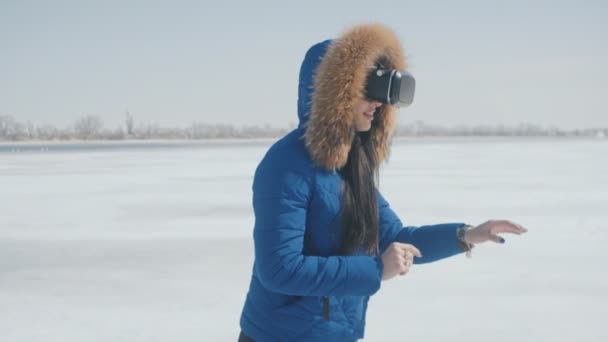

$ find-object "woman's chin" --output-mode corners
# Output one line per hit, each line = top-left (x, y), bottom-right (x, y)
(356, 125), (372, 132)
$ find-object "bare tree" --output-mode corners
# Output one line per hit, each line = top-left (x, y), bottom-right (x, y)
(0, 115), (12, 138)
(102, 126), (125, 140)
(26, 121), (36, 139)
(37, 124), (60, 140)
(125, 111), (134, 136)
(74, 115), (104, 140)
(0, 115), (27, 140)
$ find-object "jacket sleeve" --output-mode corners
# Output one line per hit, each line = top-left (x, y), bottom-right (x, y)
(377, 191), (465, 264)
(253, 167), (383, 296)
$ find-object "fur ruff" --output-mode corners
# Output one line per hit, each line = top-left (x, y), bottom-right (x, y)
(304, 23), (407, 171)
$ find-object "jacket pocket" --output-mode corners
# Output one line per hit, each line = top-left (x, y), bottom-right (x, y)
(271, 296), (325, 338)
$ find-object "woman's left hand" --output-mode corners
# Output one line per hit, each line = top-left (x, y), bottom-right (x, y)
(465, 219), (528, 244)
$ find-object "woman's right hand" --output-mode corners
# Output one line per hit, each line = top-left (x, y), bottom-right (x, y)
(381, 242), (422, 281)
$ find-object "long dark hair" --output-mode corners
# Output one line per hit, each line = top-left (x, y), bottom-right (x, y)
(339, 129), (380, 255)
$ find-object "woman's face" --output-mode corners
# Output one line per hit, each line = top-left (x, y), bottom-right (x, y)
(353, 98), (383, 132)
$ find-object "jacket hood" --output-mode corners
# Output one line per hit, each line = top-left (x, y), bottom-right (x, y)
(297, 23), (407, 171)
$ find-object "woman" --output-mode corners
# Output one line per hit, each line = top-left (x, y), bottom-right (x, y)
(238, 23), (527, 341)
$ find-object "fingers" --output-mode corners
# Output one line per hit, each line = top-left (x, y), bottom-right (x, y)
(383, 243), (418, 281)
(490, 220), (529, 235)
(393, 243), (422, 258)
(394, 249), (413, 276)
(398, 254), (413, 267)
(399, 255), (411, 276)
(515, 222), (528, 233)
(384, 243), (419, 279)
(404, 245), (422, 258)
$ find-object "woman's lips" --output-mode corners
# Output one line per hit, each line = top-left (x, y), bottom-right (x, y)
(364, 112), (374, 120)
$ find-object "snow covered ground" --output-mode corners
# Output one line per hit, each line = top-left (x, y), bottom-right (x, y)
(1, 137), (606, 341)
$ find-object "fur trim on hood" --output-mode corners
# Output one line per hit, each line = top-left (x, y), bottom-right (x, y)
(304, 23), (407, 171)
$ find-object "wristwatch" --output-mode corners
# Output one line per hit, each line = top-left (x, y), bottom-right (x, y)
(456, 224), (475, 258)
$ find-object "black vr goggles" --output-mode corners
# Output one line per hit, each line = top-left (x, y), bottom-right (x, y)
(364, 68), (415, 108)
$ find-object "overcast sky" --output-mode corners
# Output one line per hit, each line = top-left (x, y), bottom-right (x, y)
(1, 0), (606, 130)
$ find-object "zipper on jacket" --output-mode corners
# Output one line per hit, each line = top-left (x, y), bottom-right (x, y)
(323, 296), (330, 321)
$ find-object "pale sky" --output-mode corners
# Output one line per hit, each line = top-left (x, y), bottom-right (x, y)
(1, 0), (606, 130)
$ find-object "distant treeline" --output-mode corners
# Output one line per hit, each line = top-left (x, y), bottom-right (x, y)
(0, 113), (606, 141)
(395, 120), (607, 138)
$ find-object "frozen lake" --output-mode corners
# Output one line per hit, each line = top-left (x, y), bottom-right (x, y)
(1, 137), (607, 341)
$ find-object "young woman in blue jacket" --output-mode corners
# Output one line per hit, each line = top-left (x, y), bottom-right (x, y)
(238, 23), (528, 342)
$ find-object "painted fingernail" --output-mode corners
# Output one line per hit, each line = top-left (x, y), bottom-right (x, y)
(499, 237), (505, 244)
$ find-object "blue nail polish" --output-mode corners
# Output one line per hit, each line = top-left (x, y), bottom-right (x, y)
(499, 237), (505, 244)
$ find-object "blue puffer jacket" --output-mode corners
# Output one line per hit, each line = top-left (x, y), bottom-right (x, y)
(239, 24), (466, 341)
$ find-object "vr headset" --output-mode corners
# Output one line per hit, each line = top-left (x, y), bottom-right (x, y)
(364, 68), (415, 107)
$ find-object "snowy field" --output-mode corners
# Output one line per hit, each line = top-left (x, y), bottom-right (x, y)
(1, 137), (607, 341)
